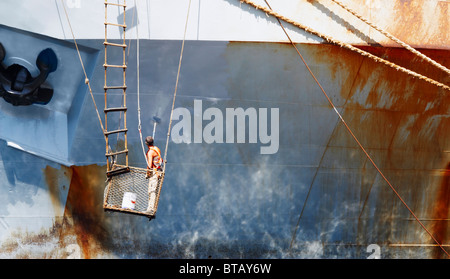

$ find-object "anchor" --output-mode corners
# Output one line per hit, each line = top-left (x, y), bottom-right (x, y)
(0, 43), (57, 106)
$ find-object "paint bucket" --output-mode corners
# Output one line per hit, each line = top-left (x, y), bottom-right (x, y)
(122, 192), (137, 210)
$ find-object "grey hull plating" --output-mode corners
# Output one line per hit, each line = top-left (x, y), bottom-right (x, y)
(0, 27), (449, 258)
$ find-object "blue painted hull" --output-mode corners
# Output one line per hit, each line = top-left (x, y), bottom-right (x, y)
(0, 23), (449, 258)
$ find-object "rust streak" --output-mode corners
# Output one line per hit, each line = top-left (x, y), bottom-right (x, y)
(63, 164), (109, 259)
(302, 42), (450, 257)
(432, 163), (450, 259)
(44, 165), (72, 217)
(44, 165), (63, 217)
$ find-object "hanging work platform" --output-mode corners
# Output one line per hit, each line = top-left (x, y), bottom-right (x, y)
(103, 164), (165, 218)
(101, 1), (165, 219)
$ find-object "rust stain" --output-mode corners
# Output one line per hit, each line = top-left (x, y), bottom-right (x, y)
(390, 0), (450, 48)
(44, 165), (72, 217)
(0, 164), (113, 258)
(0, 222), (67, 258)
(331, 45), (450, 258)
(299, 42), (450, 255)
(304, 43), (450, 154)
(432, 162), (450, 259)
(62, 164), (110, 259)
(392, 0), (423, 41)
(303, 43), (450, 109)
(282, 0), (449, 49)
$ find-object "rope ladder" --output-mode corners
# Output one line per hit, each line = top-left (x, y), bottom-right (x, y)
(102, 0), (164, 219)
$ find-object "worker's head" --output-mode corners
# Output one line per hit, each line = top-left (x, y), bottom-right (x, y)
(145, 136), (154, 146)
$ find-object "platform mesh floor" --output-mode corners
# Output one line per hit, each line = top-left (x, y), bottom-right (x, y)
(103, 164), (164, 216)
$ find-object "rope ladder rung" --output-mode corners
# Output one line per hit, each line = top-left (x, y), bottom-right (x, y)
(103, 63), (127, 69)
(104, 2), (127, 7)
(104, 22), (127, 28)
(104, 85), (127, 90)
(106, 149), (129, 157)
(103, 42), (127, 48)
(104, 107), (127, 113)
(106, 166), (130, 177)
(104, 128), (128, 136)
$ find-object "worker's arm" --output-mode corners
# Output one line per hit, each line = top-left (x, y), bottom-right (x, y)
(146, 151), (151, 169)
(145, 150), (153, 178)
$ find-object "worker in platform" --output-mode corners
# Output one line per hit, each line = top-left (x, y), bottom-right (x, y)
(145, 136), (162, 214)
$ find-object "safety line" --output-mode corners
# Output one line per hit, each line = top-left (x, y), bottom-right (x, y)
(133, 0), (151, 169)
(117, 2), (137, 147)
(162, 0), (192, 170)
(257, 0), (449, 257)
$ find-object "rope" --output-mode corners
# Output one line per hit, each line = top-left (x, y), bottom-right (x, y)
(60, 0), (106, 140)
(330, 0), (450, 77)
(113, 1), (136, 157)
(239, 0), (450, 92)
(117, 2), (137, 147)
(162, 0), (192, 170)
(133, 0), (151, 169)
(254, 0), (449, 257)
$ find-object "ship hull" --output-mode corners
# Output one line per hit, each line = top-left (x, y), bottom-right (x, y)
(0, 0), (449, 259)
(0, 35), (448, 258)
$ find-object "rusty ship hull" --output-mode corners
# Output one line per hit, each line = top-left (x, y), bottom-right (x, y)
(0, 0), (448, 259)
